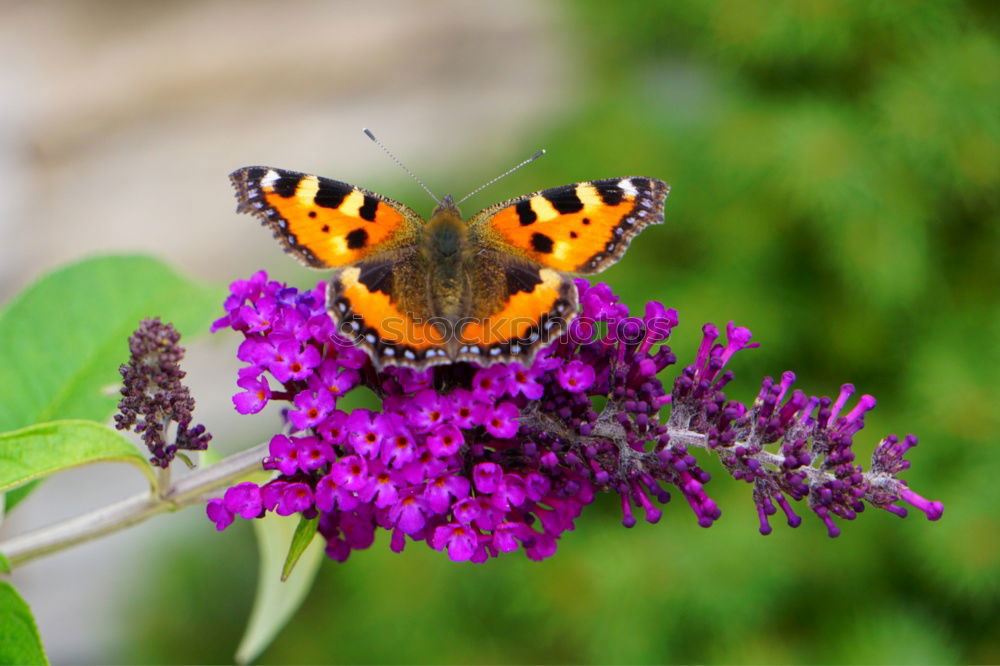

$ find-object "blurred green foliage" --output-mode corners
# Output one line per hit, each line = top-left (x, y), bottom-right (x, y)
(124, 1), (997, 663)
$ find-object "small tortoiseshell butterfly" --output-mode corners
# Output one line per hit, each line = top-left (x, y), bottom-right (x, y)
(229, 161), (668, 370)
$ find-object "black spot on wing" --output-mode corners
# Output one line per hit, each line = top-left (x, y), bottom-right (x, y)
(357, 261), (394, 294)
(273, 175), (301, 198)
(515, 199), (536, 225)
(359, 195), (379, 222)
(594, 180), (624, 206)
(346, 228), (369, 249)
(315, 179), (353, 208)
(541, 185), (584, 214)
(531, 232), (554, 254)
(505, 265), (543, 296)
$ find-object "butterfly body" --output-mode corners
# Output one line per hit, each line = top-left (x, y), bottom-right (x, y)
(421, 197), (472, 319)
(230, 166), (669, 370)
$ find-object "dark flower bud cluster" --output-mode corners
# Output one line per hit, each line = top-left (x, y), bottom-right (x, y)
(115, 318), (212, 468)
(206, 272), (942, 562)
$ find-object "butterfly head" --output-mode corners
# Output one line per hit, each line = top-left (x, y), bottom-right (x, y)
(431, 194), (461, 219)
(426, 194), (466, 258)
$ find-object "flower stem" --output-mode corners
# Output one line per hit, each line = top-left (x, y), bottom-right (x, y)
(0, 442), (269, 569)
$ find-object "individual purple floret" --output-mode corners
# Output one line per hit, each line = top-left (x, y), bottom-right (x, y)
(207, 272), (942, 562)
(115, 318), (211, 468)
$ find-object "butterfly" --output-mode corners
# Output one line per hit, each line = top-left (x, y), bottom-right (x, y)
(229, 166), (669, 370)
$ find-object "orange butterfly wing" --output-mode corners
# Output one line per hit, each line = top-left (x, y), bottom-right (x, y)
(469, 177), (669, 274)
(455, 259), (578, 360)
(327, 253), (456, 367)
(229, 166), (422, 268)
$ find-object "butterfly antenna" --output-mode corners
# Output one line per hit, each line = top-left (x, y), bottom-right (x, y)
(363, 128), (439, 204)
(456, 149), (546, 205)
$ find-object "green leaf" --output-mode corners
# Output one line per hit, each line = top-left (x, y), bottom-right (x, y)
(0, 420), (155, 494)
(0, 582), (48, 665)
(0, 553), (9, 574)
(0, 254), (222, 509)
(3, 481), (41, 515)
(235, 515), (324, 665)
(0, 254), (222, 433)
(281, 516), (319, 581)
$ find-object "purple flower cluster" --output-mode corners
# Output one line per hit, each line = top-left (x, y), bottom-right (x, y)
(206, 272), (942, 562)
(666, 326), (943, 536)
